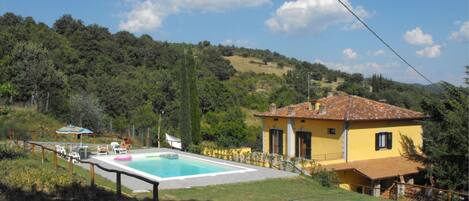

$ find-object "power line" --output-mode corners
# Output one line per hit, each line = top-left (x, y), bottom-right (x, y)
(337, 0), (434, 85)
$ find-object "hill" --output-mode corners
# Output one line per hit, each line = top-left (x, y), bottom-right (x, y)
(0, 12), (442, 151)
(224, 55), (292, 76)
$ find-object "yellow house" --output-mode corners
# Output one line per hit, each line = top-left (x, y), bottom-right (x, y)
(255, 94), (426, 196)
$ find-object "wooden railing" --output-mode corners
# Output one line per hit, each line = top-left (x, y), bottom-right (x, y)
(389, 182), (469, 201)
(23, 140), (160, 201)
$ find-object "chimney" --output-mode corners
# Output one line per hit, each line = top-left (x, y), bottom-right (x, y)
(269, 103), (277, 113)
(307, 101), (313, 110)
(287, 106), (295, 116)
(319, 105), (327, 115)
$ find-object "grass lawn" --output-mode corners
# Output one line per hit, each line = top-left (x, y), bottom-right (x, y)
(158, 176), (386, 201)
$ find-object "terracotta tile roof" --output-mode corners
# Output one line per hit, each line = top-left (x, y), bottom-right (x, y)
(322, 157), (424, 180)
(255, 95), (426, 121)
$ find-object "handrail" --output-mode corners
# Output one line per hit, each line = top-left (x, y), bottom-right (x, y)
(23, 140), (160, 201)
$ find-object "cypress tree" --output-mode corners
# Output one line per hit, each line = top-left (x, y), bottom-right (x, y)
(187, 49), (201, 144)
(179, 50), (192, 149)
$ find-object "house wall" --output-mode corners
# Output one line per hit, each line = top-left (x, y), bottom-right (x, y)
(347, 120), (423, 162)
(262, 117), (288, 155)
(336, 169), (371, 192)
(293, 119), (344, 159)
(262, 117), (344, 159)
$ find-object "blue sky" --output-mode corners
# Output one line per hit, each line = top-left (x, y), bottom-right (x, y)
(1, 0), (468, 85)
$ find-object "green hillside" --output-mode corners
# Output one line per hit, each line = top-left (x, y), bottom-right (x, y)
(0, 12), (441, 151)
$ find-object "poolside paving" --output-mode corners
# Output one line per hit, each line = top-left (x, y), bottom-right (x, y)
(77, 148), (297, 191)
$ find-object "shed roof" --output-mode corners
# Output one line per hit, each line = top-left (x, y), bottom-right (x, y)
(322, 157), (424, 180)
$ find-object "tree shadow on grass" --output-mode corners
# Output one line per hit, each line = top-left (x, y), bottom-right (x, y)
(0, 182), (207, 201)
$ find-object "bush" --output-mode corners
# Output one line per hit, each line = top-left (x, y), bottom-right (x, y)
(312, 169), (339, 187)
(187, 144), (202, 154)
(0, 146), (24, 160)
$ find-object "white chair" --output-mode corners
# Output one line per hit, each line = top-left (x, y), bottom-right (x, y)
(55, 145), (67, 157)
(165, 133), (182, 149)
(110, 142), (127, 154)
(69, 151), (81, 163)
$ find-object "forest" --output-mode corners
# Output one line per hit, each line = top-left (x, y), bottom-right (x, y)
(0, 12), (468, 191)
(0, 12), (451, 148)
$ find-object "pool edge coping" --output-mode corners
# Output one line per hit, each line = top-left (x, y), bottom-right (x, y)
(92, 151), (257, 182)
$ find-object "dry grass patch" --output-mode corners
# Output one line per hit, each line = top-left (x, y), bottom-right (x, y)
(224, 55), (292, 76)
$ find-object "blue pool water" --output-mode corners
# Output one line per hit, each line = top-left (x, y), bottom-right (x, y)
(126, 155), (239, 178)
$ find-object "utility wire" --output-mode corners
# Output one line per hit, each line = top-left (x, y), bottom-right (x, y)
(337, 0), (434, 85)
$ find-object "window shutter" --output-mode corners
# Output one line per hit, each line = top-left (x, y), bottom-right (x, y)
(386, 132), (392, 149)
(269, 130), (273, 154)
(278, 130), (283, 155)
(375, 133), (379, 150)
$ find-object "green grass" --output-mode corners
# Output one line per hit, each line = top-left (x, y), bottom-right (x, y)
(225, 55), (293, 76)
(159, 176), (386, 201)
(2, 145), (387, 201)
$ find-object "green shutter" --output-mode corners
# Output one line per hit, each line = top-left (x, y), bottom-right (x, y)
(269, 129), (273, 154)
(375, 133), (379, 150)
(386, 132), (392, 149)
(278, 130), (283, 155)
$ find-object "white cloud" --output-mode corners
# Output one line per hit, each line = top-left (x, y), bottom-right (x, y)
(403, 27), (433, 46)
(119, 0), (270, 32)
(314, 59), (399, 76)
(265, 0), (370, 33)
(342, 48), (357, 59)
(449, 21), (469, 42)
(416, 45), (442, 58)
(370, 49), (385, 56)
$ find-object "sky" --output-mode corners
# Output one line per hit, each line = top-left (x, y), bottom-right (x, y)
(1, 0), (468, 85)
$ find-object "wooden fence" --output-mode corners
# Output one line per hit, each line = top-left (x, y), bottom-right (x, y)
(389, 182), (469, 201)
(22, 140), (160, 201)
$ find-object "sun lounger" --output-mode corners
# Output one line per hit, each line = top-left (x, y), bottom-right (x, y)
(110, 142), (127, 154)
(97, 145), (109, 155)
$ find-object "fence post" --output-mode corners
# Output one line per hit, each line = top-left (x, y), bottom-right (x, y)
(53, 152), (58, 169)
(41, 147), (45, 164)
(116, 172), (122, 197)
(90, 164), (95, 187)
(153, 183), (159, 201)
(68, 157), (73, 177)
(447, 191), (452, 201)
(31, 144), (35, 155)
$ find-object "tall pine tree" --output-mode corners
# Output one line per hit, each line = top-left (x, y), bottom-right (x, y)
(178, 49), (201, 149)
(179, 50), (192, 149)
(421, 82), (469, 191)
(188, 50), (201, 144)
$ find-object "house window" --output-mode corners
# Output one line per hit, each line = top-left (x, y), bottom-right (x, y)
(269, 129), (283, 155)
(327, 128), (336, 135)
(375, 132), (392, 150)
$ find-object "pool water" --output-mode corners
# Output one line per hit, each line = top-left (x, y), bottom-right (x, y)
(125, 156), (239, 178)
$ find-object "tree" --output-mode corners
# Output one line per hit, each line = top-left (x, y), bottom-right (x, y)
(179, 50), (193, 149)
(188, 50), (201, 145)
(420, 82), (468, 191)
(5, 42), (65, 112)
(69, 93), (104, 132)
(0, 83), (17, 104)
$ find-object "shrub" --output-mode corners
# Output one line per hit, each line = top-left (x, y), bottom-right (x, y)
(0, 146), (24, 160)
(312, 169), (340, 187)
(187, 144), (202, 154)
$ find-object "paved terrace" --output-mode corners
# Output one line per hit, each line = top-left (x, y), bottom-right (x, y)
(75, 148), (297, 191)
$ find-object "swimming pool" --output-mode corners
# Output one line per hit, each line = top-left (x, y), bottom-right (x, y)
(93, 152), (255, 181)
